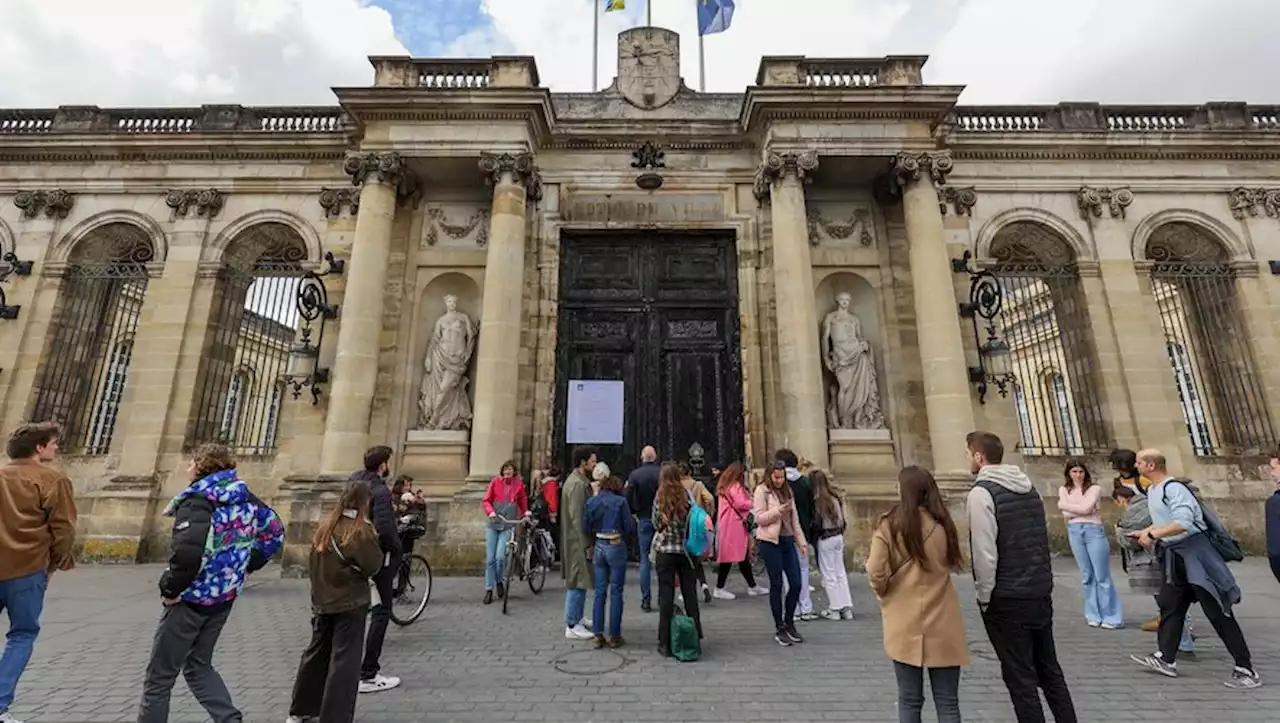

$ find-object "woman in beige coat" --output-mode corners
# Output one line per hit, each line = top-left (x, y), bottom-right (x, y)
(867, 466), (969, 723)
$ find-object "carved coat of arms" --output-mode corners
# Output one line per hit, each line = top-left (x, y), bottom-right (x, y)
(616, 28), (681, 110)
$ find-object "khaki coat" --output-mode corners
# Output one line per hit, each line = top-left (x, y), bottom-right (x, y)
(866, 510), (970, 668)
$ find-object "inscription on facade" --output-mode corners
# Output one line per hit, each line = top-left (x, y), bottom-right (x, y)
(562, 194), (724, 225)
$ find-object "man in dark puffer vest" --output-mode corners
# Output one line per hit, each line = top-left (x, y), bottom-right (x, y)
(966, 431), (1077, 723)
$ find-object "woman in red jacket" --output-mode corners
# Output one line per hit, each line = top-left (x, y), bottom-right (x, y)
(481, 460), (528, 605)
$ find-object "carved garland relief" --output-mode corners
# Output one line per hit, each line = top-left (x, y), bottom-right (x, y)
(1228, 187), (1280, 219)
(420, 206), (491, 249)
(805, 204), (875, 247)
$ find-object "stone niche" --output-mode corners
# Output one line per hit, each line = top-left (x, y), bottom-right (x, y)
(402, 271), (481, 499)
(815, 271), (896, 493)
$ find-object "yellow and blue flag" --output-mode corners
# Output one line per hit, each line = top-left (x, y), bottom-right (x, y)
(605, 0), (625, 11)
(697, 0), (734, 35)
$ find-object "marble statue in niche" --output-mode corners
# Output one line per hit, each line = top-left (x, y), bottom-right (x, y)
(418, 294), (476, 430)
(822, 292), (887, 430)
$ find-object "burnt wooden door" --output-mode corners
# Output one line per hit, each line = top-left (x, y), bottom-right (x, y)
(554, 233), (744, 480)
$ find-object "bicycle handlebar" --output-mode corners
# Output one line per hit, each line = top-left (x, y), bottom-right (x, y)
(491, 513), (534, 528)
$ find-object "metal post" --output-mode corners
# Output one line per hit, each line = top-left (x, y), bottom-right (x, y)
(698, 33), (706, 92)
(647, 0), (652, 26)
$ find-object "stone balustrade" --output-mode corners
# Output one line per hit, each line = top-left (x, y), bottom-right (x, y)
(368, 56), (539, 89)
(952, 102), (1280, 133)
(754, 55), (926, 87)
(0, 105), (349, 134)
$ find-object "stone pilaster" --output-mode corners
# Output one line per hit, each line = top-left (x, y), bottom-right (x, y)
(754, 150), (828, 468)
(891, 151), (976, 479)
(467, 152), (541, 481)
(318, 152), (415, 475)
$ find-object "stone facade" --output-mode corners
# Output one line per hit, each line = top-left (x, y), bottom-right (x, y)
(2, 28), (1279, 571)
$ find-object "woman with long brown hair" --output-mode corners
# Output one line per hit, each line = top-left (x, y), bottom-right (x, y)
(713, 463), (768, 599)
(867, 466), (968, 723)
(1059, 458), (1123, 628)
(652, 462), (705, 657)
(811, 469), (854, 620)
(287, 481), (384, 723)
(753, 460), (808, 646)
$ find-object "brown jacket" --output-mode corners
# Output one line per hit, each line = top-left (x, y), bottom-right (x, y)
(309, 516), (384, 615)
(867, 510), (969, 668)
(0, 459), (77, 581)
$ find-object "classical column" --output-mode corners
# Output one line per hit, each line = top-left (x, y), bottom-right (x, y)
(467, 152), (541, 480)
(319, 152), (416, 475)
(892, 151), (976, 479)
(755, 150), (829, 468)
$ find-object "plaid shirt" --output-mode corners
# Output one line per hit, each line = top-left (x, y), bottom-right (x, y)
(651, 504), (690, 555)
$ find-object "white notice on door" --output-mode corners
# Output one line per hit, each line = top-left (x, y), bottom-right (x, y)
(565, 380), (625, 444)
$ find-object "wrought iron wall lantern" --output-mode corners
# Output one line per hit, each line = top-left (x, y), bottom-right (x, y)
(284, 252), (342, 404)
(953, 250), (1016, 404)
(0, 251), (34, 320)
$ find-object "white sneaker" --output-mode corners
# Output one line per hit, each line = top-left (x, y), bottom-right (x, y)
(819, 609), (841, 620)
(713, 587), (736, 600)
(565, 624), (594, 640)
(807, 585), (815, 592)
(581, 617), (593, 628)
(358, 674), (401, 694)
(0, 712), (26, 723)
(747, 585), (769, 597)
(840, 607), (855, 620)
(285, 717), (311, 723)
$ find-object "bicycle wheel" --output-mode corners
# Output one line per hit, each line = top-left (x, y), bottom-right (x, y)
(390, 555), (432, 626)
(527, 539), (547, 594)
(501, 542), (518, 615)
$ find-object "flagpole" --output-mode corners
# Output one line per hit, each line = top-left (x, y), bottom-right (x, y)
(591, 0), (599, 91)
(646, 0), (652, 26)
(698, 32), (706, 92)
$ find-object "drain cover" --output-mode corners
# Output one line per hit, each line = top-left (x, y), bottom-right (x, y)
(553, 649), (629, 675)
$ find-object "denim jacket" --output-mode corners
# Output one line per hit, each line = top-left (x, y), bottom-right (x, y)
(584, 490), (635, 539)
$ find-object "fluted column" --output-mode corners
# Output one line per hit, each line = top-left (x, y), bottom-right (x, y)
(893, 151), (976, 479)
(467, 152), (542, 480)
(319, 152), (416, 475)
(755, 150), (829, 468)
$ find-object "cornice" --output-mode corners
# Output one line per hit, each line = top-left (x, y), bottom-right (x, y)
(333, 87), (555, 146)
(0, 133), (350, 165)
(740, 86), (964, 132)
(950, 132), (1280, 162)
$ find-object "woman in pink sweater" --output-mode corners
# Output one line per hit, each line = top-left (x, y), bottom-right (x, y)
(1058, 458), (1123, 628)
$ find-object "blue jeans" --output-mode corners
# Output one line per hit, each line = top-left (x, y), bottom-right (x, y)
(637, 518), (654, 605)
(564, 587), (587, 628)
(758, 536), (801, 629)
(592, 540), (627, 638)
(484, 526), (513, 591)
(1067, 522), (1123, 626)
(0, 570), (47, 715)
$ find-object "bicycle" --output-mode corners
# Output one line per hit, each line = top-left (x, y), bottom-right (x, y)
(493, 514), (550, 614)
(390, 513), (433, 626)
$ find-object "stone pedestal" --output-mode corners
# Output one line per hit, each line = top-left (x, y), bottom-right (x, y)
(828, 429), (897, 495)
(76, 475), (163, 563)
(402, 430), (470, 499)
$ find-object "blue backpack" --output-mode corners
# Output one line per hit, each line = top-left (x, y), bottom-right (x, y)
(685, 491), (710, 557)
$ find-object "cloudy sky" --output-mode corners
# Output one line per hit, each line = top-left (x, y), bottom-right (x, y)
(0, 0), (1274, 108)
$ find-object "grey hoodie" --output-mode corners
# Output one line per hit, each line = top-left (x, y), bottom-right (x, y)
(966, 463), (1034, 605)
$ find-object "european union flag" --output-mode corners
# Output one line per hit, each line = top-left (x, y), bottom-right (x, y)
(697, 0), (734, 36)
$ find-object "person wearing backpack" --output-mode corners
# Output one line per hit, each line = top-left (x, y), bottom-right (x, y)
(679, 461), (715, 604)
(286, 481), (383, 723)
(754, 460), (808, 647)
(653, 462), (706, 658)
(1127, 449), (1260, 689)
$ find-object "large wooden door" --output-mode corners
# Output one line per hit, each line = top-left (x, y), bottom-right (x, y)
(554, 233), (744, 480)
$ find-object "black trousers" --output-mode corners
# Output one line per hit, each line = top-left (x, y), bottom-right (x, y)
(715, 561), (757, 589)
(1269, 554), (1280, 586)
(655, 553), (702, 651)
(289, 607), (368, 723)
(1156, 553), (1252, 668)
(361, 557), (398, 680)
(137, 602), (240, 723)
(981, 596), (1077, 723)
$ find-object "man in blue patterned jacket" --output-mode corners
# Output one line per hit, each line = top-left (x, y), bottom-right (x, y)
(136, 443), (284, 723)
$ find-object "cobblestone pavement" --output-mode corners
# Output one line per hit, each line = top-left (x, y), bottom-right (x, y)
(7, 558), (1280, 722)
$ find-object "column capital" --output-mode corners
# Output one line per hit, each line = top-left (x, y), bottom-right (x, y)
(343, 151), (420, 205)
(891, 151), (953, 190)
(479, 152), (543, 202)
(752, 150), (819, 201)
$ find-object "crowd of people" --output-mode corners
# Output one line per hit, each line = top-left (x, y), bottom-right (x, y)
(0, 420), (1277, 723)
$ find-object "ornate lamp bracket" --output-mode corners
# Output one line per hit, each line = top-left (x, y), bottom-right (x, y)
(283, 252), (343, 404)
(954, 250), (1015, 404)
(0, 251), (34, 319)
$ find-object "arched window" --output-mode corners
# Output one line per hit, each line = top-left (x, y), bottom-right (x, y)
(988, 222), (1109, 455)
(1146, 222), (1275, 455)
(190, 223), (306, 456)
(31, 223), (154, 454)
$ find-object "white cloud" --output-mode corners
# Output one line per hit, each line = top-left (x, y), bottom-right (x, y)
(0, 0), (1275, 108)
(0, 0), (406, 106)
